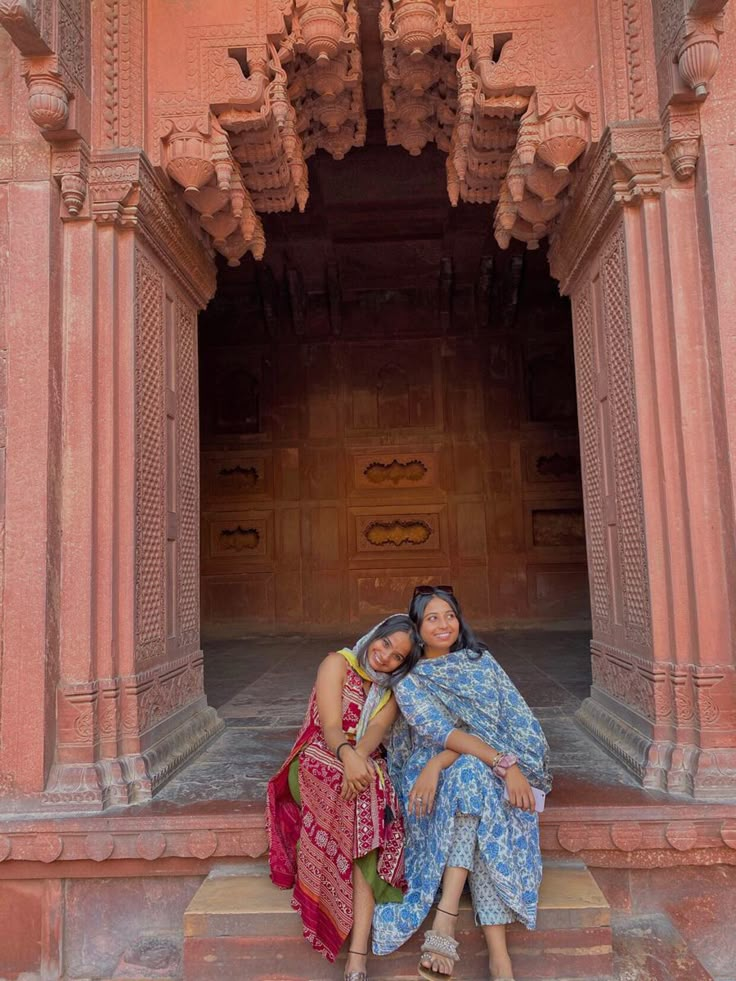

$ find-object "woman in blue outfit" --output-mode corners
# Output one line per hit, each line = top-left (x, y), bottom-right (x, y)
(372, 586), (550, 981)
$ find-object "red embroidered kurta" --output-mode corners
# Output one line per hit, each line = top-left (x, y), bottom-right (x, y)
(266, 665), (406, 961)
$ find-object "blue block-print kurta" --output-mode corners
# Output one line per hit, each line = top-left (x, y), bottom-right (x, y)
(372, 648), (551, 955)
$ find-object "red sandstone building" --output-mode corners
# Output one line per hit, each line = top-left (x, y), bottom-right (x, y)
(1, 1), (735, 978)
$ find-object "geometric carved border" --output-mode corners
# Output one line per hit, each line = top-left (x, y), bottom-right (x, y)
(0, 804), (735, 867)
(590, 640), (735, 732)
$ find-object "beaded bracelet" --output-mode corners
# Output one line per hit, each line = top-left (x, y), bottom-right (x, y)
(492, 753), (519, 778)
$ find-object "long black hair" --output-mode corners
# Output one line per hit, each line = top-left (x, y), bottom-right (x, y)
(355, 613), (422, 683)
(408, 588), (487, 659)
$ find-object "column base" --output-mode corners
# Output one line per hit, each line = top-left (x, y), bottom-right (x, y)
(42, 703), (224, 812)
(577, 695), (736, 801)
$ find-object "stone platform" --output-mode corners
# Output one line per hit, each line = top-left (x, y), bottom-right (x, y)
(1, 632), (735, 979)
(182, 861), (614, 980)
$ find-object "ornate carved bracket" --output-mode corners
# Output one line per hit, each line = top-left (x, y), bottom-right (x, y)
(653, 0), (727, 181)
(662, 102), (701, 181)
(52, 139), (90, 218)
(0, 0), (53, 56)
(152, 1), (368, 261)
(376, 4), (592, 251)
(1, 0), (91, 143)
(677, 10), (725, 99)
(493, 93), (590, 251)
(88, 150), (216, 307)
(549, 121), (664, 293)
(157, 109), (265, 267)
(21, 54), (71, 131)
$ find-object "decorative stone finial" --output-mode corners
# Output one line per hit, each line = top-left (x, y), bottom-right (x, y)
(24, 66), (70, 131)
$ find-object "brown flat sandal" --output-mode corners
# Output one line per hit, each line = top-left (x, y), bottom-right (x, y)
(417, 907), (460, 980)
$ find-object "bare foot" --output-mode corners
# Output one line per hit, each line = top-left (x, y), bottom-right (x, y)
(488, 950), (514, 980)
(344, 949), (367, 977)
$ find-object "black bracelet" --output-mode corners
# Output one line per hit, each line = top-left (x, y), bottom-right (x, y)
(335, 741), (353, 762)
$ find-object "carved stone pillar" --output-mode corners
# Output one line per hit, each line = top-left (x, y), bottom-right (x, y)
(0, 30), (61, 803)
(2, 0), (223, 808)
(40, 150), (222, 809)
(550, 121), (736, 799)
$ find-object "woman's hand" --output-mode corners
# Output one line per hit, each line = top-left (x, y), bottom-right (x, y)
(504, 764), (536, 812)
(339, 746), (375, 800)
(408, 758), (442, 818)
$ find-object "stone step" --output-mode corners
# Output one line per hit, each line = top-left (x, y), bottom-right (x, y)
(183, 862), (613, 980)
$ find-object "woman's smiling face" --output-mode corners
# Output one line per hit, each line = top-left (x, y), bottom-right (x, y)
(366, 630), (413, 674)
(419, 597), (460, 655)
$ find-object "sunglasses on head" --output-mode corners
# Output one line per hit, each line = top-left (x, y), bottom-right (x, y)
(412, 584), (454, 598)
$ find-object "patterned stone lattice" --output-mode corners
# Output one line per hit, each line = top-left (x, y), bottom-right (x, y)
(573, 285), (610, 633)
(58, 0), (90, 92)
(177, 301), (199, 650)
(135, 251), (167, 662)
(601, 226), (651, 648)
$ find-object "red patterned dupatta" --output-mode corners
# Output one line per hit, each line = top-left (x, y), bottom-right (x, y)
(266, 665), (406, 962)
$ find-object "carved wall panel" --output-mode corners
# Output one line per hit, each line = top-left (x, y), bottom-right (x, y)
(351, 505), (446, 558)
(134, 250), (167, 663)
(199, 293), (587, 632)
(529, 506), (586, 549)
(176, 301), (199, 651)
(205, 512), (272, 565)
(201, 451), (273, 507)
(572, 283), (611, 636)
(522, 443), (581, 485)
(351, 450), (438, 494)
(600, 224), (652, 649)
(346, 342), (439, 432)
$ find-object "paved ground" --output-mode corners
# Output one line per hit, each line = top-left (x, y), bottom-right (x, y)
(156, 629), (641, 805)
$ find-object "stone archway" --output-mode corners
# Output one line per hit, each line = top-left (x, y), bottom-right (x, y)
(1, 0), (734, 813)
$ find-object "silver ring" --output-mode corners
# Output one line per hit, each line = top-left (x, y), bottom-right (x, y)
(417, 796), (423, 801)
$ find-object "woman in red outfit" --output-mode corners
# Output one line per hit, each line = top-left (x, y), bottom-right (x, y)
(267, 615), (420, 981)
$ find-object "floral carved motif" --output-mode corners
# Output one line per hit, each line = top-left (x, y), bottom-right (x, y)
(662, 103), (701, 180)
(364, 519), (433, 547)
(220, 526), (261, 551)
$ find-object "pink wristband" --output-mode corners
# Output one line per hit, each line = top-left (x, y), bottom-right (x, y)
(492, 753), (518, 778)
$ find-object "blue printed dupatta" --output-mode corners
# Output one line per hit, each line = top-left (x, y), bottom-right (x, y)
(372, 647), (551, 955)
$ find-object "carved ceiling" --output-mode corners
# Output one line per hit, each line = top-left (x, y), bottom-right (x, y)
(198, 123), (573, 345)
(151, 0), (603, 269)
